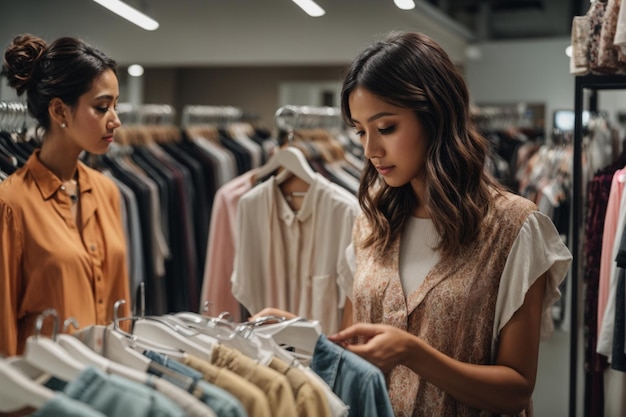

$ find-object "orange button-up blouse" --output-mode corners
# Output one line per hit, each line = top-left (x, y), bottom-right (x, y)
(0, 150), (131, 356)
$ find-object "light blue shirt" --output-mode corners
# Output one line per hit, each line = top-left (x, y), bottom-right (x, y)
(310, 334), (394, 417)
(31, 393), (107, 417)
(144, 349), (248, 417)
(63, 366), (186, 417)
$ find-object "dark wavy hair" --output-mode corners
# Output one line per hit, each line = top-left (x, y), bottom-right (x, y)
(1, 34), (117, 132)
(341, 31), (502, 258)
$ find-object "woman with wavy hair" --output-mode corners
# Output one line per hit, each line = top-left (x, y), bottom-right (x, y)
(256, 31), (571, 416)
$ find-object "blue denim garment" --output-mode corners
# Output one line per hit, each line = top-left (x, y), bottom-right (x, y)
(144, 350), (248, 417)
(63, 365), (186, 417)
(30, 393), (107, 417)
(310, 334), (394, 417)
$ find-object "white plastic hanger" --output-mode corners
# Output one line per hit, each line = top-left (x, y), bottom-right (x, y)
(101, 299), (186, 368)
(176, 311), (262, 359)
(249, 316), (322, 357)
(72, 323), (154, 372)
(133, 316), (215, 359)
(253, 146), (316, 185)
(57, 318), (150, 384)
(23, 309), (85, 382)
(0, 359), (54, 411)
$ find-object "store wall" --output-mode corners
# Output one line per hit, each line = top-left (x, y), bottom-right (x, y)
(464, 37), (574, 138)
(465, 36), (626, 140)
(142, 66), (347, 128)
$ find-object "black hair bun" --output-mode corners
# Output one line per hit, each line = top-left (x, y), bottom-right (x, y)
(1, 34), (47, 96)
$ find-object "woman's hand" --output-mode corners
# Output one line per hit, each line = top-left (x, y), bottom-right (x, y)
(328, 323), (414, 373)
(248, 307), (298, 323)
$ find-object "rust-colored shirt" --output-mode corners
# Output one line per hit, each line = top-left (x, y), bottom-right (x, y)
(0, 150), (131, 356)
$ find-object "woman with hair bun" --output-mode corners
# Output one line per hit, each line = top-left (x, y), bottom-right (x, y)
(0, 34), (131, 356)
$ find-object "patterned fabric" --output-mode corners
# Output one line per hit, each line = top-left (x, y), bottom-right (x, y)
(614, 0), (626, 61)
(583, 165), (626, 417)
(587, 0), (608, 74)
(597, 0), (622, 73)
(352, 191), (536, 417)
(571, 15), (591, 75)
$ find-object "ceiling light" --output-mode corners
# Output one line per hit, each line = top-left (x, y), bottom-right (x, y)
(394, 0), (416, 10)
(127, 64), (144, 77)
(291, 0), (326, 17)
(91, 0), (159, 31)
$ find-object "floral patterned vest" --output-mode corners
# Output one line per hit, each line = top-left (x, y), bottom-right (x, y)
(352, 191), (537, 417)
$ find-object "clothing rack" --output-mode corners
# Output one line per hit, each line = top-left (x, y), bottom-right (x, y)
(116, 103), (176, 125)
(180, 105), (244, 127)
(0, 101), (34, 131)
(274, 105), (343, 132)
(571, 73), (626, 417)
(471, 102), (544, 133)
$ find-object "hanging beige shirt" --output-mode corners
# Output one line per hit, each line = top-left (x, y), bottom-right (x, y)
(150, 376), (217, 417)
(268, 356), (332, 417)
(231, 173), (359, 334)
(210, 344), (298, 417)
(183, 354), (272, 417)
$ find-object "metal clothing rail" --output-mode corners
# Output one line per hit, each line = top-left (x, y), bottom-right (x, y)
(180, 105), (244, 127)
(274, 105), (342, 132)
(116, 103), (176, 125)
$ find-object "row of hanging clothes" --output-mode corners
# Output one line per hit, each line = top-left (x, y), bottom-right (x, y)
(570, 0), (626, 76)
(201, 105), (364, 334)
(0, 298), (394, 416)
(473, 103), (572, 329)
(471, 103), (547, 195)
(0, 101), (362, 330)
(83, 103), (276, 317)
(0, 101), (38, 180)
(580, 110), (626, 417)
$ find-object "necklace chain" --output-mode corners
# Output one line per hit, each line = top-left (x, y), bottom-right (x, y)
(60, 179), (79, 204)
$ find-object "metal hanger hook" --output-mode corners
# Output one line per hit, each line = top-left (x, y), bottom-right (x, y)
(34, 308), (60, 341)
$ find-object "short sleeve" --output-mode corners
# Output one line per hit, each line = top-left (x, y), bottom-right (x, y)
(493, 211), (572, 347)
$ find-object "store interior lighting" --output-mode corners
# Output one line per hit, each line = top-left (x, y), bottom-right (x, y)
(91, 0), (159, 31)
(394, 0), (416, 10)
(291, 0), (326, 17)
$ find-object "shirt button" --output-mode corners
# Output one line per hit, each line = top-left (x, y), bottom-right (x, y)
(98, 299), (103, 304)
(90, 245), (96, 251)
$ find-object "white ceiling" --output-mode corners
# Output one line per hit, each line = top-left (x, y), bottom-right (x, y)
(0, 0), (472, 67)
